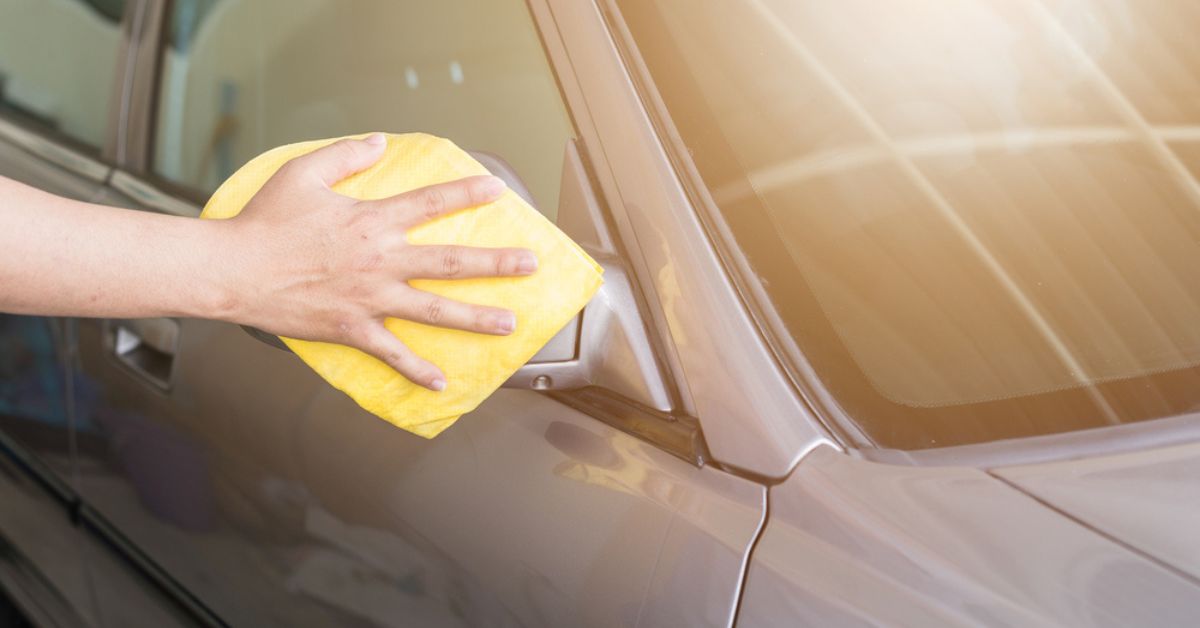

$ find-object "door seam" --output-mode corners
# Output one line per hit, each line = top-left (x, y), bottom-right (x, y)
(730, 485), (769, 627)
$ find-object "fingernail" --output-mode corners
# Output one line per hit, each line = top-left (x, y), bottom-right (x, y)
(430, 378), (447, 392)
(482, 176), (507, 196)
(364, 133), (386, 145)
(495, 312), (516, 334)
(517, 253), (538, 275)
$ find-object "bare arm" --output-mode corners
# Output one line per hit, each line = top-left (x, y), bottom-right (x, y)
(0, 134), (536, 391)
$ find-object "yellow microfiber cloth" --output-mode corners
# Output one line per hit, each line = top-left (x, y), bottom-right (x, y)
(201, 133), (603, 438)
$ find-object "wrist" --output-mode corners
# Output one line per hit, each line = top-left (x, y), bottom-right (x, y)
(185, 217), (255, 325)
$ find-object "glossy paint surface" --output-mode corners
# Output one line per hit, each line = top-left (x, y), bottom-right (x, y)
(997, 440), (1200, 580)
(741, 446), (1200, 627)
(72, 316), (763, 627)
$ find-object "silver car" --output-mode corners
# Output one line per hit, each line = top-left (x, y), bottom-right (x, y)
(2, 0), (1199, 626)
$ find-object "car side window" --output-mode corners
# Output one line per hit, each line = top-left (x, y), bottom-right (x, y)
(153, 0), (575, 220)
(0, 0), (126, 151)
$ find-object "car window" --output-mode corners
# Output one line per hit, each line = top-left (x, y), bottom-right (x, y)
(152, 0), (574, 220)
(617, 0), (1200, 449)
(0, 0), (126, 150)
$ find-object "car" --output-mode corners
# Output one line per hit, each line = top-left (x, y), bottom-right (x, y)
(1, 0), (1199, 626)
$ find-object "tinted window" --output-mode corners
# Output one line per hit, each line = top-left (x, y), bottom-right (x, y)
(153, 0), (573, 219)
(0, 0), (126, 149)
(618, 0), (1200, 449)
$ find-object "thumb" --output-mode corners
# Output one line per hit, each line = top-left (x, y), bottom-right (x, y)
(292, 133), (388, 187)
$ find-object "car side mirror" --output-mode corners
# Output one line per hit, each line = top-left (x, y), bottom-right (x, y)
(500, 252), (672, 413)
(496, 141), (672, 413)
(242, 141), (674, 414)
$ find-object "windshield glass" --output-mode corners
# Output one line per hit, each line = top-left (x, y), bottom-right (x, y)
(616, 0), (1200, 449)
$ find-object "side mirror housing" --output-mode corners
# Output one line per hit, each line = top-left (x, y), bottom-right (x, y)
(500, 253), (671, 413)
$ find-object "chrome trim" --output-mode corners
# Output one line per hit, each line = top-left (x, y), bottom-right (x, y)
(110, 171), (201, 217)
(0, 118), (110, 182)
(115, 0), (151, 163)
(123, 0), (169, 171)
(103, 0), (140, 162)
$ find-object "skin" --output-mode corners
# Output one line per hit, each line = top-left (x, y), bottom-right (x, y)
(0, 133), (536, 392)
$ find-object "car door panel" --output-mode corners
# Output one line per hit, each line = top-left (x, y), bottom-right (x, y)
(74, 314), (763, 626)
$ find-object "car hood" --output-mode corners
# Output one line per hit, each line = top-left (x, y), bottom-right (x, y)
(994, 439), (1200, 581)
(738, 444), (1200, 627)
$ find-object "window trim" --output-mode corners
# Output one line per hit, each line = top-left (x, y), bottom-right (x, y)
(0, 0), (143, 177)
(108, 0), (212, 206)
(0, 116), (110, 182)
(127, 0), (592, 208)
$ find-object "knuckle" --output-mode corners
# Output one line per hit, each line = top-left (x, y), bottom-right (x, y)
(441, 248), (463, 277)
(384, 351), (403, 369)
(276, 159), (305, 180)
(473, 307), (490, 329)
(421, 188), (447, 220)
(497, 250), (525, 276)
(493, 251), (511, 276)
(423, 298), (445, 325)
(331, 139), (358, 164)
(467, 180), (487, 206)
(333, 318), (355, 342)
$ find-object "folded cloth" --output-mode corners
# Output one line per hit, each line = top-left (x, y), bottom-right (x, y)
(200, 133), (603, 438)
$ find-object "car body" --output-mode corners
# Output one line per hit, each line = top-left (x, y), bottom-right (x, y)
(1, 0), (1198, 626)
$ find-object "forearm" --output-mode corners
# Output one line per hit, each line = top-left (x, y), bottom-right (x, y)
(0, 133), (530, 389)
(0, 176), (236, 320)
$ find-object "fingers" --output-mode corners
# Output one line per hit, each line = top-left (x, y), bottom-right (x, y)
(288, 134), (388, 186)
(403, 244), (537, 279)
(379, 175), (507, 228)
(355, 323), (446, 391)
(393, 289), (517, 336)
(348, 288), (519, 392)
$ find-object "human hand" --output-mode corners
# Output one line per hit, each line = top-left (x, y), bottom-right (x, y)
(217, 134), (537, 391)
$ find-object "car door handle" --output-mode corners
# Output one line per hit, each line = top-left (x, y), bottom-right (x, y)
(106, 318), (181, 390)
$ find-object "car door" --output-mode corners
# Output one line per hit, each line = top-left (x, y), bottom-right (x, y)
(71, 1), (765, 626)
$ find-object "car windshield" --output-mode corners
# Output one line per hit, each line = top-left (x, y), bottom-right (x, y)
(617, 0), (1200, 449)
